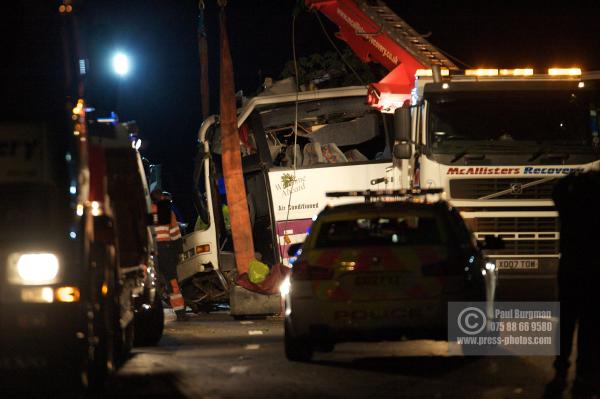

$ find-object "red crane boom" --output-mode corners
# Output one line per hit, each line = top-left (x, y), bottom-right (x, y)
(306, 0), (457, 111)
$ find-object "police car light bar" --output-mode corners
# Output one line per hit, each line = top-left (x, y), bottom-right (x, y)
(326, 188), (444, 199)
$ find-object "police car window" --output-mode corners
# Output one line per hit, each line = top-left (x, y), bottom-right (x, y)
(447, 208), (473, 244)
(315, 215), (444, 248)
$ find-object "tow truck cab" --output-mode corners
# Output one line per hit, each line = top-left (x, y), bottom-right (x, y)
(399, 70), (600, 300)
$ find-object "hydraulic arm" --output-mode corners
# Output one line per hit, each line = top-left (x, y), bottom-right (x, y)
(306, 0), (457, 111)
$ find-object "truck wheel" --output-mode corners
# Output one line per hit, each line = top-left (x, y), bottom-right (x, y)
(134, 289), (165, 346)
(113, 285), (135, 365)
(83, 243), (117, 390)
(80, 307), (115, 391)
(284, 320), (313, 362)
(84, 310), (115, 390)
(114, 317), (134, 366)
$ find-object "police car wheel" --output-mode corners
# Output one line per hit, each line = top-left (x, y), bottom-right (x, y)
(284, 320), (313, 362)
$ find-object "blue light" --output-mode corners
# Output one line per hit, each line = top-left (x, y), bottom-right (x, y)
(70, 185), (77, 195)
(97, 112), (119, 125)
(69, 231), (77, 239)
(469, 256), (475, 264)
(97, 117), (116, 123)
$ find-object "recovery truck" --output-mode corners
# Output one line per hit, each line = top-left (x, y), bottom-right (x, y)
(394, 68), (600, 299)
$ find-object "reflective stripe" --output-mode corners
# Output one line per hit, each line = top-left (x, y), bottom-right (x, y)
(155, 225), (172, 241)
(169, 278), (185, 310)
(170, 293), (185, 311)
(155, 221), (181, 241)
(152, 205), (181, 242)
(170, 279), (181, 294)
(169, 213), (182, 241)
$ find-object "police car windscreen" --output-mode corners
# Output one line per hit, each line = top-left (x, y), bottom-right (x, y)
(314, 213), (445, 249)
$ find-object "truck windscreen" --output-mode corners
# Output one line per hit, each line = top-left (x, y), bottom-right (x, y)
(1, 5), (76, 245)
(427, 87), (600, 154)
(0, 183), (71, 243)
(0, 124), (74, 245)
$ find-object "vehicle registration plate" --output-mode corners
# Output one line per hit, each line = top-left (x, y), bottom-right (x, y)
(496, 259), (539, 270)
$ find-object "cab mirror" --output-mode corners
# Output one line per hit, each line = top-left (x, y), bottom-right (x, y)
(393, 143), (411, 160)
(393, 107), (411, 142)
(478, 235), (505, 250)
(287, 243), (303, 257)
(155, 199), (172, 225)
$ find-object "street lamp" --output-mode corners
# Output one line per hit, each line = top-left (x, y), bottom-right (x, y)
(112, 52), (130, 77)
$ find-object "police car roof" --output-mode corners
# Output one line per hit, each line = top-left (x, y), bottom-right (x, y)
(319, 200), (449, 218)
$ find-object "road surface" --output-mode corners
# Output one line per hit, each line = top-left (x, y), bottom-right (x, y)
(96, 311), (569, 399)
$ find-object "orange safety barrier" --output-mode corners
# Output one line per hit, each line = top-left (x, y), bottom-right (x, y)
(169, 278), (185, 311)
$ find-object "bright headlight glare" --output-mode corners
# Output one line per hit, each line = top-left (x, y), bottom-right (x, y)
(485, 262), (496, 272)
(279, 276), (291, 296)
(8, 253), (60, 285)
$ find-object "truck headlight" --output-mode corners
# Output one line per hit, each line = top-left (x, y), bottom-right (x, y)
(7, 253), (60, 285)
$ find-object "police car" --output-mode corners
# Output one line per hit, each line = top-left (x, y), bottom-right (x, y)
(281, 189), (499, 361)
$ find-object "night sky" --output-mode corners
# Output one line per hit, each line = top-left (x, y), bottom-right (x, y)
(5, 0), (600, 223)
